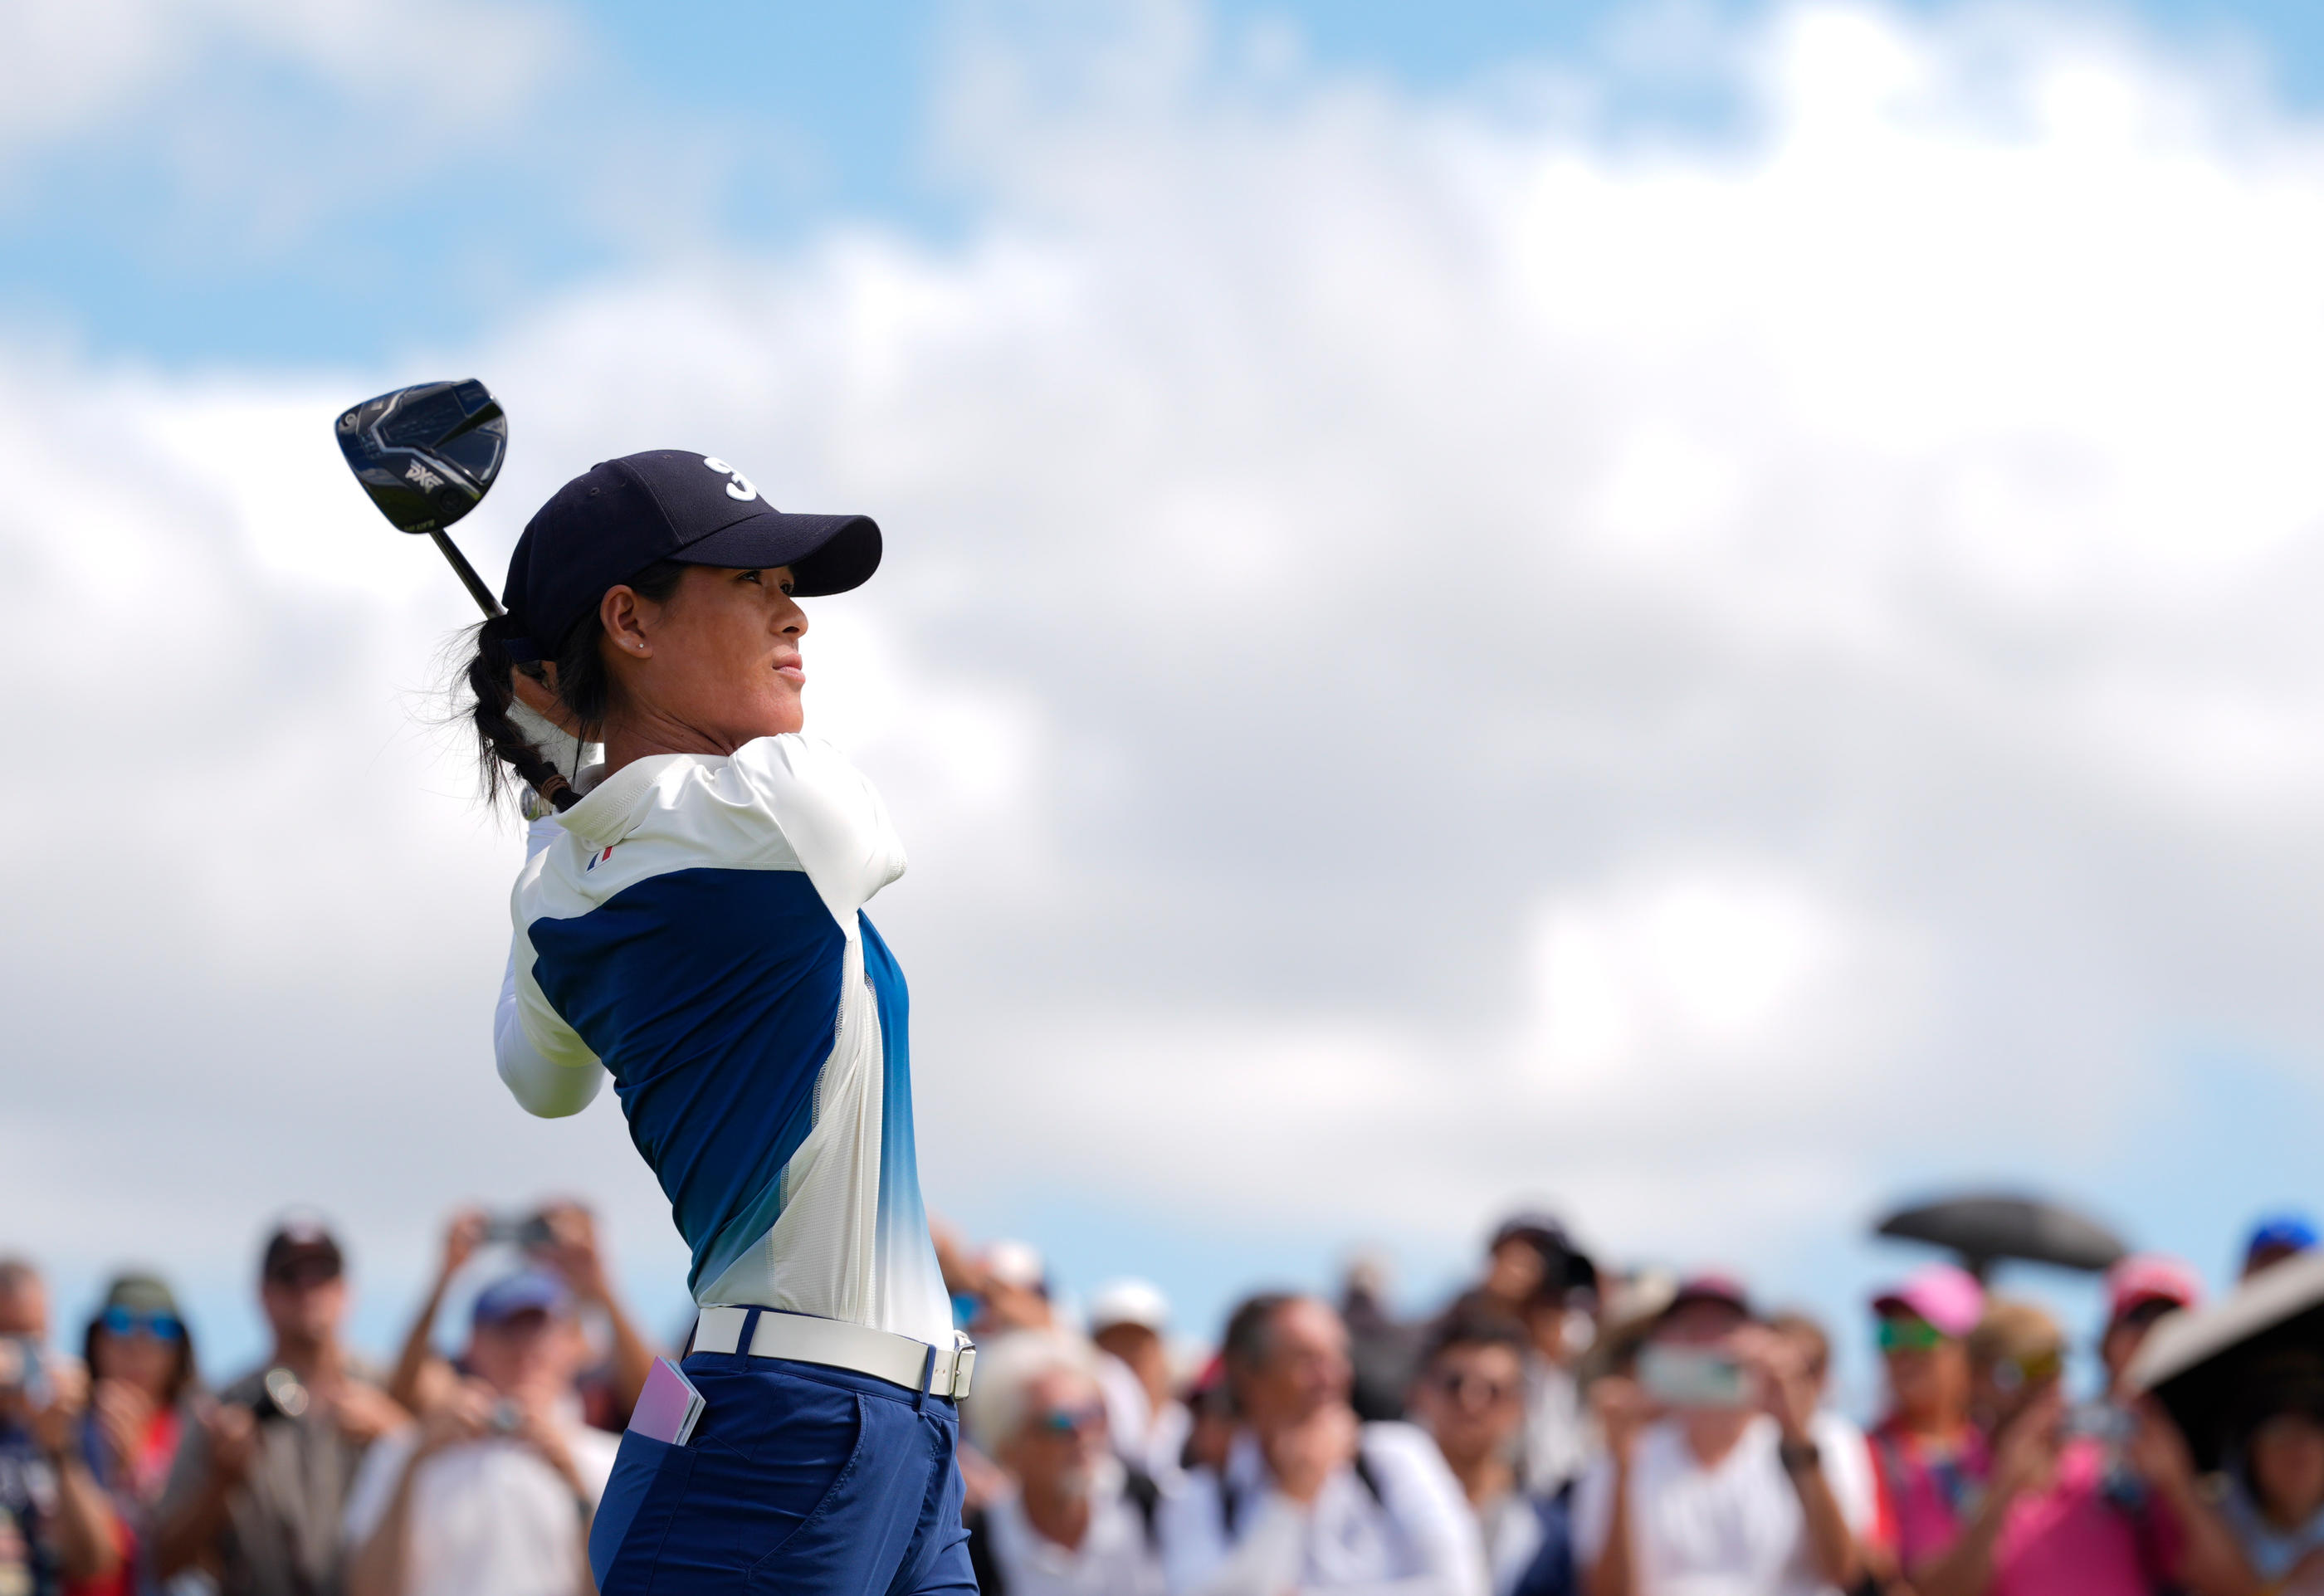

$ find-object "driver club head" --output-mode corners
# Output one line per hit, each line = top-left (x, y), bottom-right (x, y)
(334, 378), (509, 615)
(334, 378), (506, 536)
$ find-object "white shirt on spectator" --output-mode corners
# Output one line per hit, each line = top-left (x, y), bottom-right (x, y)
(1096, 1350), (1192, 1486)
(342, 1419), (620, 1596)
(1160, 1423), (1487, 1596)
(1477, 1491), (1553, 1596)
(984, 1472), (1166, 1596)
(1570, 1413), (1872, 1596)
(1521, 1361), (1593, 1494)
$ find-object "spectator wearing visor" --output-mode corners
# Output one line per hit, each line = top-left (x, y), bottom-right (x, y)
(1897, 1298), (2185, 1596)
(2242, 1214), (2317, 1281)
(343, 1268), (618, 1596)
(2097, 1255), (2201, 1403)
(1407, 1313), (1572, 1596)
(1574, 1274), (1868, 1596)
(1160, 1292), (1484, 1596)
(154, 1221), (406, 1596)
(1865, 1261), (1986, 1579)
(73, 1274), (198, 1596)
(1088, 1281), (1191, 1487)
(963, 1331), (1165, 1596)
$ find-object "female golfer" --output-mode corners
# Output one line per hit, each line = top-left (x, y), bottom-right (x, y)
(464, 450), (973, 1595)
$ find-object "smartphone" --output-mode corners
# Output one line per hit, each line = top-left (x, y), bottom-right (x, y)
(484, 1213), (557, 1251)
(0, 1336), (48, 1403)
(1638, 1344), (1752, 1410)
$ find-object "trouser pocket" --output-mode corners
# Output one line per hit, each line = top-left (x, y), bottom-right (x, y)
(592, 1429), (697, 1594)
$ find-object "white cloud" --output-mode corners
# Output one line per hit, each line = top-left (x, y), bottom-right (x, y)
(10, 1), (2324, 1344)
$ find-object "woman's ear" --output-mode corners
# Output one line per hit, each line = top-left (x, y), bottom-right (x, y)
(600, 585), (654, 658)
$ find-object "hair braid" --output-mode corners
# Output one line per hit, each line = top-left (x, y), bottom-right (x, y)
(458, 561), (686, 814)
(466, 613), (579, 813)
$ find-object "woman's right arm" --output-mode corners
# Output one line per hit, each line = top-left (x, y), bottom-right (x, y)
(496, 811), (606, 1119)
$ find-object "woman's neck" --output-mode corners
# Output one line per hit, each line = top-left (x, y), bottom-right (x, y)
(602, 714), (736, 775)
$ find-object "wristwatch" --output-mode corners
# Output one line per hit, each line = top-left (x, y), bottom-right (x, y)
(1778, 1438), (1822, 1474)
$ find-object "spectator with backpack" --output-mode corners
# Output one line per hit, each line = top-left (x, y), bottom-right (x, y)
(962, 1332), (1165, 1596)
(1160, 1293), (1485, 1596)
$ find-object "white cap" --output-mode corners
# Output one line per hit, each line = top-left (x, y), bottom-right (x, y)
(1087, 1277), (1169, 1334)
(984, 1239), (1046, 1291)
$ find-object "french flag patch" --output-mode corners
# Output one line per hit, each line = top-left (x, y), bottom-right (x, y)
(585, 845), (615, 871)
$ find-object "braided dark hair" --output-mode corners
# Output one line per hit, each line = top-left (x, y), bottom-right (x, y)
(463, 559), (687, 813)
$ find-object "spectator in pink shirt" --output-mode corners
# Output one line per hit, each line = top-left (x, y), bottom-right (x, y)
(1891, 1297), (2180, 1596)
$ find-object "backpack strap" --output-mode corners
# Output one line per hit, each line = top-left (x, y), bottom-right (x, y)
(963, 1506), (1007, 1596)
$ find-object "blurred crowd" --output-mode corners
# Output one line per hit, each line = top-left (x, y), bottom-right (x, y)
(6, 1202), (2324, 1596)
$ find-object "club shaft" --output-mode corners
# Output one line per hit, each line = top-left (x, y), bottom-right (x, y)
(429, 530), (503, 617)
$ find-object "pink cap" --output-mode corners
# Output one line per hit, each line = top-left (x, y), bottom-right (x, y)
(1872, 1262), (1985, 1340)
(2105, 1253), (2203, 1321)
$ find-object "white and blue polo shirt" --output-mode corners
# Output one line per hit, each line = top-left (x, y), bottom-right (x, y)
(492, 734), (954, 1348)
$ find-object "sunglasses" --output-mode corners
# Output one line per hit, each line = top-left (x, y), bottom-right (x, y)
(1994, 1347), (2064, 1392)
(100, 1307), (183, 1343)
(1877, 1316), (1944, 1353)
(1432, 1369), (1517, 1404)
(1037, 1403), (1106, 1436)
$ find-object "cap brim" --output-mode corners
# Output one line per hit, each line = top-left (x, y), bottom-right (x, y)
(673, 510), (882, 597)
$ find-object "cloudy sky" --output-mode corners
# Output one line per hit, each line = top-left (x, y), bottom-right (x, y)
(11, 0), (2324, 1399)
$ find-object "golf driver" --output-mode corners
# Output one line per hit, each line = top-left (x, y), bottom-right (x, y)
(334, 378), (508, 615)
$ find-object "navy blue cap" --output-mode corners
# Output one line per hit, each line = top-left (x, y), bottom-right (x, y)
(2247, 1213), (2318, 1265)
(471, 1268), (570, 1329)
(501, 450), (881, 656)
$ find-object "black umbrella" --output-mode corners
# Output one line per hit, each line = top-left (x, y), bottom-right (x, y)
(1875, 1193), (2127, 1281)
(2130, 1250), (2324, 1471)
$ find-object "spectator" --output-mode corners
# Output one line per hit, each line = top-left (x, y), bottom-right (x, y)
(980, 1242), (1059, 1340)
(1765, 1308), (1878, 1584)
(0, 1263), (49, 1345)
(2204, 1354), (2324, 1589)
(342, 1269), (618, 1596)
(74, 1274), (198, 1596)
(386, 1204), (657, 1432)
(1161, 1292), (1485, 1596)
(1343, 1254), (1423, 1423)
(2097, 1254), (2202, 1400)
(1864, 1263), (1985, 1585)
(1573, 1275), (1866, 1596)
(2241, 1215), (2317, 1281)
(1408, 1313), (1572, 1596)
(964, 1331), (1166, 1596)
(1473, 1218), (1591, 1324)
(153, 1220), (407, 1596)
(1089, 1280), (1191, 1485)
(1517, 1278), (1598, 1497)
(2, 1257), (124, 1595)
(1901, 1298), (2176, 1596)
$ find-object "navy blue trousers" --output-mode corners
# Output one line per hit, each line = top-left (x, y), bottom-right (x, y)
(590, 1348), (975, 1594)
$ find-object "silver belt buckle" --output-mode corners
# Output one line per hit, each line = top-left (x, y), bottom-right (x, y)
(949, 1338), (977, 1399)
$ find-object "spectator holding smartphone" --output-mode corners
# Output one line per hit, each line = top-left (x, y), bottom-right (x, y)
(388, 1204), (657, 1432)
(1573, 1275), (1867, 1596)
(72, 1274), (198, 1596)
(152, 1221), (407, 1596)
(343, 1269), (618, 1596)
(0, 1260), (121, 1595)
(1898, 1299), (2178, 1596)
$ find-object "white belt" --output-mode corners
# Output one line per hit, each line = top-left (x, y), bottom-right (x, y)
(694, 1306), (976, 1400)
